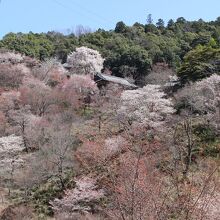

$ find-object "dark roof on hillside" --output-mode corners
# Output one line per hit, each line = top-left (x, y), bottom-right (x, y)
(63, 63), (72, 69)
(95, 73), (138, 89)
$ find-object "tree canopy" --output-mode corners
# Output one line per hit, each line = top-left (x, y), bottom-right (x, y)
(1, 17), (220, 84)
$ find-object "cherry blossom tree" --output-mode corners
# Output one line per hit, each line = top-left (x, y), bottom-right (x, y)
(0, 91), (21, 114)
(172, 74), (220, 173)
(62, 74), (98, 110)
(23, 115), (47, 150)
(0, 91), (21, 137)
(8, 106), (34, 152)
(0, 135), (24, 194)
(0, 51), (23, 64)
(76, 135), (127, 167)
(19, 78), (55, 116)
(118, 85), (175, 130)
(51, 176), (105, 216)
(66, 47), (104, 76)
(8, 106), (47, 152)
(0, 135), (24, 159)
(193, 74), (220, 129)
(33, 58), (66, 86)
(0, 64), (25, 89)
(176, 74), (220, 114)
(0, 111), (7, 136)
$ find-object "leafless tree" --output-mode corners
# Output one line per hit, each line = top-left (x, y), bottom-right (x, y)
(8, 106), (32, 152)
(0, 64), (25, 89)
(32, 58), (66, 86)
(75, 25), (92, 37)
(20, 78), (56, 116)
(30, 126), (76, 189)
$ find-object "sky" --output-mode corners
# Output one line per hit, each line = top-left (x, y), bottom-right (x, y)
(0, 0), (220, 38)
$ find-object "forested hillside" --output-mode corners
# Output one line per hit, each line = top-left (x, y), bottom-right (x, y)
(0, 17), (219, 220)
(1, 16), (220, 84)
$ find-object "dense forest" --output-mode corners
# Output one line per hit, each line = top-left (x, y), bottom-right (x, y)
(0, 16), (219, 220)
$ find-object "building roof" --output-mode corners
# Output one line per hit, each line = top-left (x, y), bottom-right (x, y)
(63, 63), (72, 69)
(95, 73), (138, 89)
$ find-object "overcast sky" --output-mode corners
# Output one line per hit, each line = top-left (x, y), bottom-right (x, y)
(0, 0), (220, 38)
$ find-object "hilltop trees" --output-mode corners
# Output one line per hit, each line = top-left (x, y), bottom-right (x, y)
(178, 44), (220, 83)
(104, 45), (152, 84)
(1, 17), (220, 84)
(115, 21), (128, 33)
(156, 18), (165, 29)
(146, 14), (153, 24)
(167, 19), (175, 29)
(1, 32), (54, 60)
